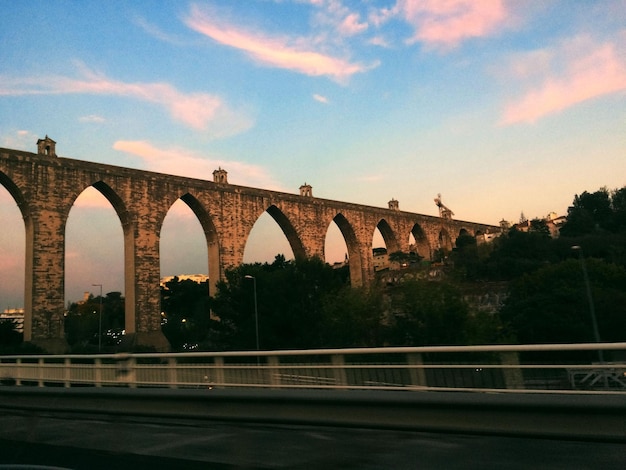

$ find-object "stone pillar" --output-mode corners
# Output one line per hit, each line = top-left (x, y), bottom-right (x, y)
(27, 206), (67, 352)
(127, 191), (169, 351)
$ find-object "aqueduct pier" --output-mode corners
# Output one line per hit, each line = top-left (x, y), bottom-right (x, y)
(0, 137), (499, 351)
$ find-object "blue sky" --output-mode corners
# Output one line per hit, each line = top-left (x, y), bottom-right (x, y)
(1, 0), (625, 306)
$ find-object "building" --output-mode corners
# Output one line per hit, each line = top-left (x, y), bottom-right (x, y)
(1, 308), (24, 333)
(509, 211), (567, 238)
(160, 274), (209, 287)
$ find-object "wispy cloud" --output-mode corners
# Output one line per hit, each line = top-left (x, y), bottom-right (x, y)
(79, 114), (106, 123)
(0, 63), (253, 135)
(368, 35), (391, 48)
(501, 36), (626, 125)
(133, 15), (188, 46)
(1, 130), (39, 151)
(338, 12), (368, 36)
(397, 0), (508, 49)
(313, 94), (329, 104)
(113, 140), (284, 190)
(184, 3), (377, 82)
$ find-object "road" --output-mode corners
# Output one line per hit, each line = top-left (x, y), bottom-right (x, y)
(0, 411), (624, 469)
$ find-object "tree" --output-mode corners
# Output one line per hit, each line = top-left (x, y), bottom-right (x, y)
(161, 277), (214, 350)
(611, 186), (626, 232)
(560, 188), (614, 236)
(499, 258), (626, 344)
(209, 256), (349, 350)
(320, 285), (386, 348)
(65, 291), (126, 351)
(0, 319), (22, 351)
(387, 279), (471, 346)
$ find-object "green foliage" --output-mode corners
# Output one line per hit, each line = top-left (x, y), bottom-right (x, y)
(500, 259), (626, 343)
(209, 255), (348, 350)
(320, 286), (386, 348)
(64, 291), (126, 350)
(387, 279), (470, 346)
(560, 187), (626, 236)
(161, 277), (215, 351)
(0, 319), (22, 352)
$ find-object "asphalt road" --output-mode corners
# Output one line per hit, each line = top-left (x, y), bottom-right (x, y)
(0, 412), (624, 469)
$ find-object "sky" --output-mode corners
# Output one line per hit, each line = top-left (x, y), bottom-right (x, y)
(1, 0), (625, 307)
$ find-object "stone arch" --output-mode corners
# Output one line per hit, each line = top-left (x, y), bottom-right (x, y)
(178, 193), (221, 295)
(410, 223), (431, 260)
(265, 205), (307, 260)
(438, 228), (453, 254)
(65, 181), (135, 335)
(0, 171), (32, 339)
(375, 218), (400, 254)
(331, 213), (363, 287)
(0, 171), (29, 219)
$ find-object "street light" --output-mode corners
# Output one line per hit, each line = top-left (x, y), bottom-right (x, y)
(244, 275), (260, 352)
(92, 284), (103, 353)
(571, 246), (604, 364)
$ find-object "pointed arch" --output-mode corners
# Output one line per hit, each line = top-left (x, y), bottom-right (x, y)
(376, 218), (400, 254)
(438, 228), (453, 253)
(266, 205), (306, 259)
(65, 181), (134, 334)
(410, 223), (431, 260)
(0, 171), (29, 338)
(179, 193), (220, 295)
(332, 213), (363, 287)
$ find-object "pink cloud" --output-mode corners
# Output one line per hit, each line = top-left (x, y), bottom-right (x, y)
(399, 0), (507, 48)
(0, 65), (251, 134)
(338, 12), (368, 36)
(502, 40), (626, 125)
(113, 140), (284, 190)
(313, 94), (329, 104)
(184, 4), (376, 82)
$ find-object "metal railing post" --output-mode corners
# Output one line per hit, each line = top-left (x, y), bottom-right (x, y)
(38, 358), (44, 387)
(16, 358), (22, 386)
(331, 354), (348, 388)
(407, 353), (427, 388)
(500, 352), (524, 390)
(268, 356), (280, 388)
(95, 358), (102, 387)
(168, 357), (177, 389)
(214, 356), (225, 388)
(64, 358), (71, 388)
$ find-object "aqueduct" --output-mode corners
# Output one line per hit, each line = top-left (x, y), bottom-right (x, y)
(0, 137), (499, 351)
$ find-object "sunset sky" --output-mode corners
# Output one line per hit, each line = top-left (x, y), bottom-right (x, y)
(1, 1), (625, 307)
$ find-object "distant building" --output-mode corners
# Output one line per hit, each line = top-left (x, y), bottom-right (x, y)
(160, 274), (209, 287)
(1, 308), (24, 333)
(509, 211), (566, 238)
(372, 247), (388, 272)
(545, 212), (567, 238)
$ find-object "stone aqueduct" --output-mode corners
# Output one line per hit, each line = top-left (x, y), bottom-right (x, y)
(1, 138), (499, 351)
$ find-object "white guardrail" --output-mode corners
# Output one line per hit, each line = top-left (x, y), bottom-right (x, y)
(1, 343), (626, 394)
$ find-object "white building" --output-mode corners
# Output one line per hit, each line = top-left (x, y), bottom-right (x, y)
(1, 308), (24, 333)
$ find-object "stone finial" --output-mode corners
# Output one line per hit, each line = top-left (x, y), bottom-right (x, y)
(36, 135), (56, 157)
(388, 198), (399, 211)
(213, 167), (228, 184)
(300, 183), (313, 197)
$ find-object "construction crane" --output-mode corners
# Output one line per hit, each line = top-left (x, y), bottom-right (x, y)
(434, 193), (454, 220)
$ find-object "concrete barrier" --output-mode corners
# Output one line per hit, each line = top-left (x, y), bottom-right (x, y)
(0, 387), (624, 442)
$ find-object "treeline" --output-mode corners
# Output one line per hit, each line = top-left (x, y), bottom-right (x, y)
(180, 186), (626, 351)
(6, 186), (625, 353)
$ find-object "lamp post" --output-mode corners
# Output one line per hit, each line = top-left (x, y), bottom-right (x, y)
(92, 284), (103, 353)
(244, 275), (259, 352)
(571, 246), (604, 365)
